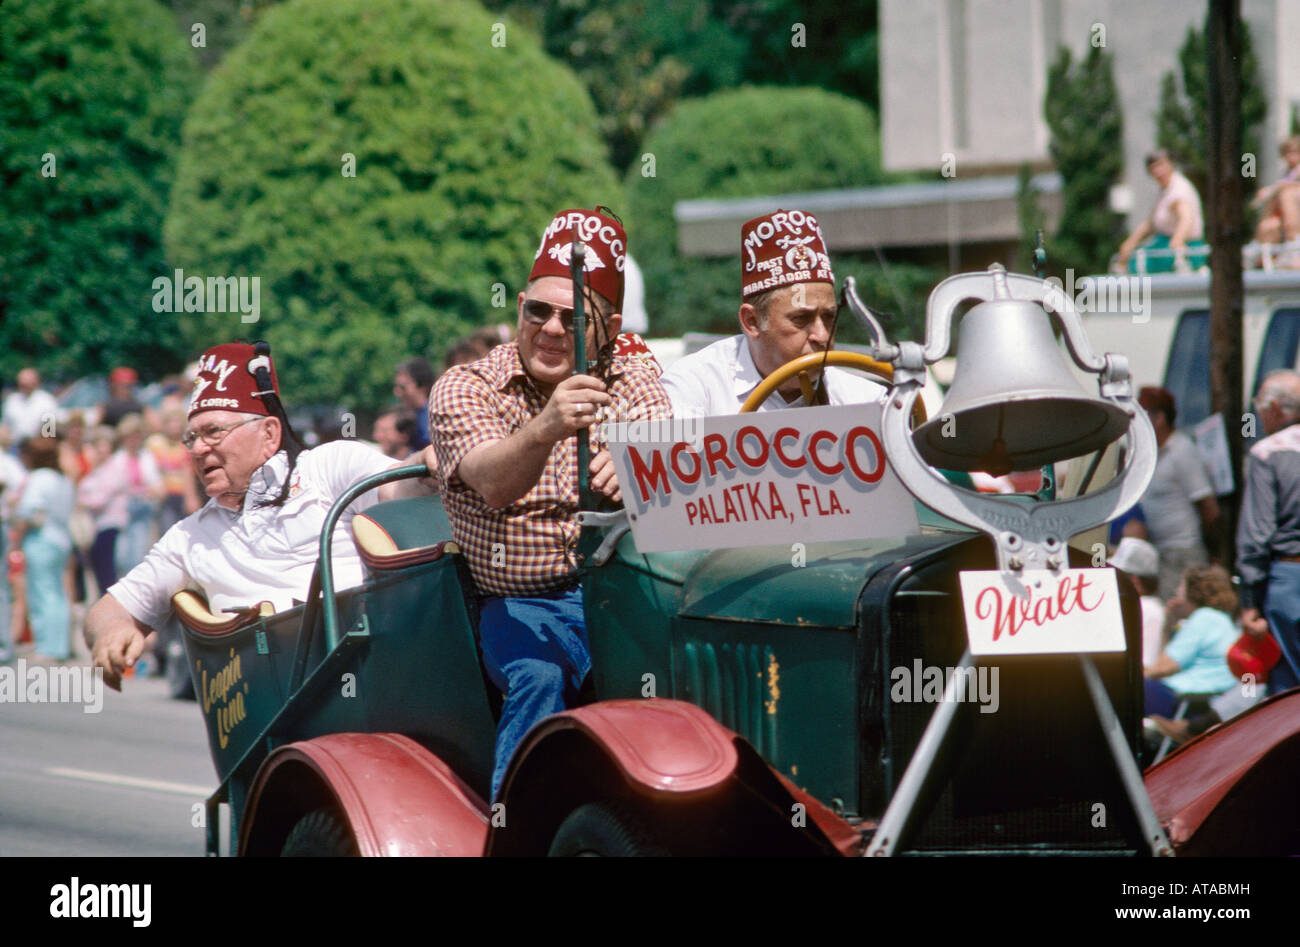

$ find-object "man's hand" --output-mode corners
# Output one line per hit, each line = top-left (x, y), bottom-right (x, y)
(1242, 607), (1270, 639)
(535, 374), (611, 444)
(589, 449), (621, 503)
(378, 448), (438, 501)
(86, 594), (156, 692)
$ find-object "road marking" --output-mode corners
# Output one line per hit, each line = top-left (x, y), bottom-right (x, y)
(44, 767), (211, 797)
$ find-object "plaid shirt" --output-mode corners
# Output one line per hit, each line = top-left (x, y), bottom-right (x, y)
(431, 339), (671, 597)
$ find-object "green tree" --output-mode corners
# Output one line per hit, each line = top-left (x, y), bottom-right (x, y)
(0, 0), (200, 383)
(625, 85), (935, 341)
(482, 0), (880, 173)
(1155, 18), (1267, 200)
(1044, 44), (1124, 275)
(165, 0), (619, 410)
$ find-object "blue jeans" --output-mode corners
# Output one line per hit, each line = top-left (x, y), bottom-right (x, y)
(479, 587), (589, 801)
(1263, 561), (1300, 694)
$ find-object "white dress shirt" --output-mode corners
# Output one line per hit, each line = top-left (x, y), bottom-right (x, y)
(110, 441), (392, 625)
(661, 334), (887, 417)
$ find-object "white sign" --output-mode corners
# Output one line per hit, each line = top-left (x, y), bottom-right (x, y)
(1192, 413), (1234, 496)
(605, 404), (919, 553)
(958, 568), (1125, 656)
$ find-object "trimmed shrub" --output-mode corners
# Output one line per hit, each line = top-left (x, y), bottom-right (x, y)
(165, 0), (619, 410)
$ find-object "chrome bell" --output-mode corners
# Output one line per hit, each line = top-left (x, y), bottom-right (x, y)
(912, 296), (1130, 474)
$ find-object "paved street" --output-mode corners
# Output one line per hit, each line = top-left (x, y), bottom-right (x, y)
(0, 662), (218, 857)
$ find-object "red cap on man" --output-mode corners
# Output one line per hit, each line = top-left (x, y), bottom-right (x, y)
(188, 342), (280, 419)
(528, 207), (627, 311)
(740, 208), (834, 300)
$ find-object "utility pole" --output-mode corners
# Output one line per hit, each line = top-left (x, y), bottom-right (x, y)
(1205, 0), (1244, 567)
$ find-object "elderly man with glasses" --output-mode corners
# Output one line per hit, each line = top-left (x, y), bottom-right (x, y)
(86, 341), (409, 690)
(430, 207), (671, 801)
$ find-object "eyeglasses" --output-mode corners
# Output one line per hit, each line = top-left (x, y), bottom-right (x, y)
(181, 416), (263, 450)
(522, 299), (579, 332)
(521, 298), (607, 333)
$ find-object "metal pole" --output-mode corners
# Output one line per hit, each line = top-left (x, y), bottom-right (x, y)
(569, 240), (591, 506)
(867, 648), (974, 856)
(1206, 0), (1244, 566)
(1078, 655), (1174, 855)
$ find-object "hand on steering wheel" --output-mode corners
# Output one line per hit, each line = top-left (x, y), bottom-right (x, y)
(739, 350), (926, 428)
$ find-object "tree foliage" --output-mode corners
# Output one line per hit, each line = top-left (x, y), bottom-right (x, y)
(625, 85), (934, 341)
(0, 0), (200, 383)
(1155, 18), (1267, 200)
(162, 0), (260, 68)
(482, 0), (880, 173)
(164, 0), (619, 411)
(1044, 44), (1124, 275)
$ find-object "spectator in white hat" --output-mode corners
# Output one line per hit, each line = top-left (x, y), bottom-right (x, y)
(1111, 536), (1165, 667)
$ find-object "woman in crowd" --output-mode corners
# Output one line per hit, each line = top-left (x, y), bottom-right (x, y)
(1251, 135), (1300, 250)
(1143, 564), (1240, 717)
(1117, 150), (1209, 274)
(147, 401), (200, 534)
(77, 418), (162, 595)
(12, 437), (75, 662)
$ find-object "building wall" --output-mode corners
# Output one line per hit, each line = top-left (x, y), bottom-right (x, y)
(881, 0), (1300, 231)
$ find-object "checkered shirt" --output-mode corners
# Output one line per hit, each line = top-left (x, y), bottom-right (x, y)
(431, 339), (671, 597)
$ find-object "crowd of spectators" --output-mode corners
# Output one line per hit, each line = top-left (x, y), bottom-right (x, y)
(1106, 377), (1300, 748)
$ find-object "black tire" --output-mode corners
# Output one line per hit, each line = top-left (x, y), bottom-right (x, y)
(547, 802), (668, 857)
(280, 808), (359, 857)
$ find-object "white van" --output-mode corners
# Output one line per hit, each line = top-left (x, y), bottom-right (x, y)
(1074, 269), (1300, 430)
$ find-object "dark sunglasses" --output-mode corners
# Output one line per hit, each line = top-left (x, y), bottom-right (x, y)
(522, 299), (577, 330)
(522, 298), (606, 333)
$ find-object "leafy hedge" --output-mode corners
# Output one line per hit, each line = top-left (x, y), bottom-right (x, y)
(165, 0), (619, 410)
(0, 0), (199, 382)
(624, 86), (935, 341)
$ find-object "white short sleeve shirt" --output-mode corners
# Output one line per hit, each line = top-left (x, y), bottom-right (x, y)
(661, 334), (887, 417)
(109, 441), (393, 626)
(1151, 171), (1204, 241)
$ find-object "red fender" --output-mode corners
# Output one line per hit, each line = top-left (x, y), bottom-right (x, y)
(493, 698), (860, 856)
(239, 733), (489, 856)
(1144, 689), (1300, 854)
(503, 699), (739, 797)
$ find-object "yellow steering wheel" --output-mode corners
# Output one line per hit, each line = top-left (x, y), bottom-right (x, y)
(739, 350), (927, 428)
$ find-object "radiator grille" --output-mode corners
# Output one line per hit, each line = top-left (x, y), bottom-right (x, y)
(680, 640), (777, 758)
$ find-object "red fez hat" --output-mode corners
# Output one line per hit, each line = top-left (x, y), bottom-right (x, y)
(740, 208), (833, 300)
(187, 342), (280, 419)
(528, 208), (627, 310)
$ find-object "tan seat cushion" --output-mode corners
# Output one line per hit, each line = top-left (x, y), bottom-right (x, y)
(351, 513), (460, 571)
(172, 589), (275, 635)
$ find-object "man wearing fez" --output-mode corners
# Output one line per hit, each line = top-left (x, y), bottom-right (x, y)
(661, 208), (886, 416)
(430, 208), (671, 800)
(87, 342), (404, 689)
